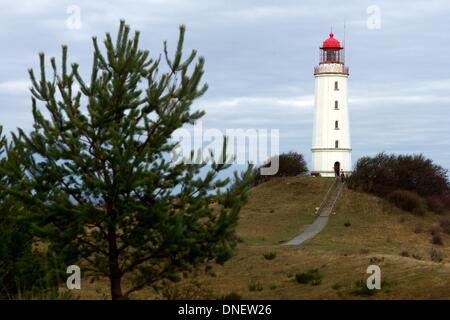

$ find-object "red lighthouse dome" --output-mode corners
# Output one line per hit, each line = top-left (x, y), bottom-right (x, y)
(320, 33), (342, 49)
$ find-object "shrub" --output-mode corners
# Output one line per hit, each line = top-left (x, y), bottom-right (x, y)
(431, 233), (444, 246)
(425, 196), (446, 214)
(207, 270), (217, 277)
(413, 206), (427, 216)
(442, 195), (450, 209)
(386, 190), (423, 212)
(350, 280), (376, 297)
(348, 153), (450, 214)
(369, 257), (384, 264)
(430, 248), (444, 263)
(248, 280), (263, 292)
(439, 218), (450, 235)
(263, 252), (277, 260)
(0, 214), (61, 299)
(332, 283), (342, 290)
(295, 269), (323, 286)
(253, 151), (308, 186)
(400, 251), (410, 257)
(430, 226), (441, 236)
(220, 292), (243, 300)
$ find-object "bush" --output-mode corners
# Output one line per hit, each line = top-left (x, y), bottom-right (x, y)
(430, 226), (441, 236)
(430, 248), (444, 263)
(439, 218), (450, 235)
(248, 279), (263, 292)
(295, 269), (323, 286)
(400, 251), (410, 257)
(431, 233), (444, 246)
(386, 189), (423, 212)
(348, 153), (450, 214)
(263, 252), (277, 260)
(425, 196), (446, 214)
(0, 212), (60, 299)
(220, 292), (243, 300)
(332, 283), (342, 291)
(350, 280), (376, 297)
(253, 151), (308, 186)
(369, 257), (384, 264)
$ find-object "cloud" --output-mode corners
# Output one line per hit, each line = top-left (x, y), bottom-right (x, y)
(200, 95), (314, 110)
(0, 0), (450, 171)
(0, 80), (30, 95)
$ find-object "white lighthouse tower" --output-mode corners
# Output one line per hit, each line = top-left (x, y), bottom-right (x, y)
(311, 32), (352, 177)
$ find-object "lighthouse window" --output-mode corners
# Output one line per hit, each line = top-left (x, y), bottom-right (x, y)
(335, 140), (339, 148)
(335, 121), (339, 129)
(335, 101), (339, 109)
(326, 50), (337, 62)
(334, 81), (339, 91)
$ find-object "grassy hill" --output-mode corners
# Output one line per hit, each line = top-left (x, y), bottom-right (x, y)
(235, 176), (333, 244)
(78, 176), (450, 299)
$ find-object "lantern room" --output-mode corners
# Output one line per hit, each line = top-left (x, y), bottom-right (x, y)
(319, 32), (344, 64)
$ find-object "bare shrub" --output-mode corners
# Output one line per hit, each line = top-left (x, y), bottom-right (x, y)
(400, 251), (410, 257)
(426, 196), (446, 214)
(386, 190), (424, 213)
(430, 248), (444, 263)
(439, 218), (450, 235)
(430, 227), (444, 246)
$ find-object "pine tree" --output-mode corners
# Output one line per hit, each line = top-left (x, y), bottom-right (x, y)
(5, 21), (254, 300)
(0, 127), (60, 299)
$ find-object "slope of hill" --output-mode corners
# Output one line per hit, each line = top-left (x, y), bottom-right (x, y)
(77, 176), (450, 299)
(194, 177), (450, 300)
(236, 176), (334, 244)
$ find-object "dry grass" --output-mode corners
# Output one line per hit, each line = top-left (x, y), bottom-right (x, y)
(236, 176), (333, 244)
(307, 187), (450, 261)
(195, 246), (450, 299)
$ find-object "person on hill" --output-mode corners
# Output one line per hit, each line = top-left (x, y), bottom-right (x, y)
(340, 170), (346, 183)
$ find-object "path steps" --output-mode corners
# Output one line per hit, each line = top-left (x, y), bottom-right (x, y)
(281, 179), (344, 247)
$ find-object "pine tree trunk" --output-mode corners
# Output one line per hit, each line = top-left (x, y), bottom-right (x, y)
(110, 274), (124, 300)
(107, 201), (125, 300)
(108, 235), (125, 300)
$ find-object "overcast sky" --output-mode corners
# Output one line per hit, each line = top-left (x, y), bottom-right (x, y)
(1, 0), (450, 172)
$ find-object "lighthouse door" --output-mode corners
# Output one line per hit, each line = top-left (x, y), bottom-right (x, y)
(334, 161), (340, 177)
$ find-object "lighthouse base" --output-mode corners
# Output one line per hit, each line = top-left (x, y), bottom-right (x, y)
(311, 148), (352, 177)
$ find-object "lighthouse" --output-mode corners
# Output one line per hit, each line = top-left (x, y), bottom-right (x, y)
(311, 32), (352, 177)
